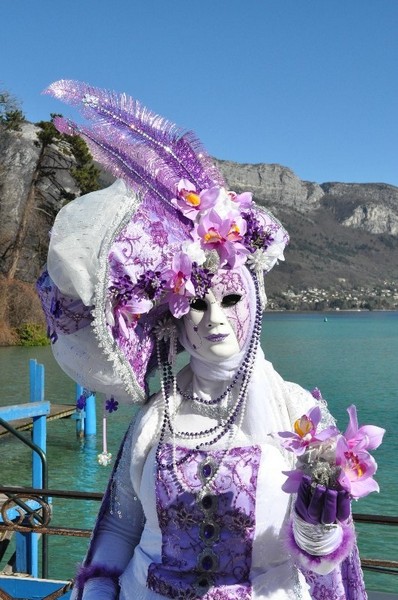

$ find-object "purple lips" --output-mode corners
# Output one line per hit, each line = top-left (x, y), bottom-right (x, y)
(205, 333), (229, 342)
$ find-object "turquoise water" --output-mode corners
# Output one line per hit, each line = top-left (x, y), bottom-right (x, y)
(0, 311), (397, 592)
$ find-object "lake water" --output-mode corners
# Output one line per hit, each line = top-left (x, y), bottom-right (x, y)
(0, 311), (397, 593)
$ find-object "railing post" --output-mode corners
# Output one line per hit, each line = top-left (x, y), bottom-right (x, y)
(75, 385), (84, 437)
(85, 393), (96, 436)
(76, 385), (96, 436)
(16, 359), (47, 577)
(31, 361), (46, 487)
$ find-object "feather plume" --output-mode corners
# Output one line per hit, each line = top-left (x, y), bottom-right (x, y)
(45, 80), (225, 197)
(53, 116), (185, 216)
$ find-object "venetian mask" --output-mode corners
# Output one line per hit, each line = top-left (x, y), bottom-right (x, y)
(182, 269), (251, 361)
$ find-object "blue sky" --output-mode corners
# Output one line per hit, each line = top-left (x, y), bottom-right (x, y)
(2, 0), (398, 186)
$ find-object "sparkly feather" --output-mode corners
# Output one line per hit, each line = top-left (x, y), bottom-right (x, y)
(44, 80), (225, 200)
(53, 116), (175, 205)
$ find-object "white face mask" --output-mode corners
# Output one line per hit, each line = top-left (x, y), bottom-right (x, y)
(182, 270), (250, 362)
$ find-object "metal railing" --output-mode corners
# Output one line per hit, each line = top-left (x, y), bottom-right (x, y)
(350, 512), (398, 577)
(0, 486), (101, 540)
(0, 486), (103, 599)
(1, 485), (397, 583)
(0, 418), (49, 578)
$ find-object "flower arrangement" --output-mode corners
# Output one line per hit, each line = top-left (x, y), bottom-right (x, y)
(106, 178), (286, 331)
(276, 394), (385, 499)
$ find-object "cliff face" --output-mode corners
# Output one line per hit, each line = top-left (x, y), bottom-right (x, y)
(1, 124), (397, 295)
(320, 182), (398, 236)
(216, 159), (398, 232)
(0, 123), (79, 282)
(216, 160), (324, 213)
(0, 123), (81, 344)
(214, 159), (398, 291)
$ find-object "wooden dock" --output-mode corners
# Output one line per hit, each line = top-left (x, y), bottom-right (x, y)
(0, 405), (76, 438)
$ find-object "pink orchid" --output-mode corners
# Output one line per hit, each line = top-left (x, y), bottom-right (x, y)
(163, 253), (195, 318)
(171, 179), (218, 221)
(277, 405), (339, 456)
(343, 405), (385, 452)
(335, 436), (380, 498)
(227, 190), (253, 209)
(195, 208), (249, 268)
(107, 297), (153, 338)
(276, 401), (384, 500)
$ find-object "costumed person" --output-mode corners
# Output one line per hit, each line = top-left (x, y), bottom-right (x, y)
(37, 80), (383, 600)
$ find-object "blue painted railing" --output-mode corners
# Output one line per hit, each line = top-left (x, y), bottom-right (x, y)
(0, 359), (49, 578)
(75, 385), (96, 437)
(0, 359), (96, 580)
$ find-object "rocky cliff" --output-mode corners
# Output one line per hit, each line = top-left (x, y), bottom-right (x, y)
(1, 123), (397, 341)
(214, 159), (398, 292)
(0, 123), (80, 282)
(0, 122), (81, 343)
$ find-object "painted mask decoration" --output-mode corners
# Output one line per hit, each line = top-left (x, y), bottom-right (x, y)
(182, 269), (251, 361)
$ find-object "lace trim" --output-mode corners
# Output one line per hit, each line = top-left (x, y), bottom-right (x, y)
(92, 190), (145, 403)
(318, 396), (337, 429)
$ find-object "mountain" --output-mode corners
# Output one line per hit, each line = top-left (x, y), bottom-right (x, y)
(0, 123), (397, 342)
(215, 160), (398, 294)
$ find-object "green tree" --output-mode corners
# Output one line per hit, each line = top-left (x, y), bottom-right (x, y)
(35, 116), (62, 147)
(36, 116), (101, 196)
(0, 88), (25, 131)
(68, 134), (101, 194)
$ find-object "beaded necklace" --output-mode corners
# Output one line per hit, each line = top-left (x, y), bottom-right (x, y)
(155, 273), (263, 495)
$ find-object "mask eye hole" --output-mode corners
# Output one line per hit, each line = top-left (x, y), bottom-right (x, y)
(190, 298), (208, 312)
(221, 294), (242, 308)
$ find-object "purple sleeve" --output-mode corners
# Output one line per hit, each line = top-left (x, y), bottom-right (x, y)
(72, 419), (145, 600)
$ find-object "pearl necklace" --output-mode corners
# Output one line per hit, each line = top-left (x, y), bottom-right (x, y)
(155, 273), (263, 494)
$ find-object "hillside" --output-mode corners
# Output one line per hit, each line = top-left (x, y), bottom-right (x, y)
(215, 160), (398, 296)
(1, 123), (397, 343)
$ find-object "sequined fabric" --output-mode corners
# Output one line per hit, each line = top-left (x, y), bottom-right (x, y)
(105, 201), (189, 392)
(302, 543), (367, 600)
(148, 444), (261, 600)
(36, 269), (93, 342)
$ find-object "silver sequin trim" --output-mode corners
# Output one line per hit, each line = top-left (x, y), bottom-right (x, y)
(91, 190), (146, 403)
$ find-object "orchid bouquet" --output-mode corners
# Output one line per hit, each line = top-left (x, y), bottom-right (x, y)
(106, 177), (287, 333)
(277, 394), (385, 499)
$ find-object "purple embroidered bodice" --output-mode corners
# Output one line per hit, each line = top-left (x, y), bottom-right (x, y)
(148, 444), (261, 600)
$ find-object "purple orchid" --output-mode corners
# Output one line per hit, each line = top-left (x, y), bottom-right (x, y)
(277, 405), (339, 456)
(195, 208), (249, 268)
(276, 403), (384, 500)
(335, 436), (380, 498)
(163, 253), (195, 318)
(171, 179), (218, 221)
(227, 190), (253, 209)
(106, 296), (153, 338)
(343, 404), (385, 452)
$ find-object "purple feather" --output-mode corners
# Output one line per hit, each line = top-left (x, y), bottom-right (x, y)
(44, 80), (225, 194)
(53, 116), (182, 209)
